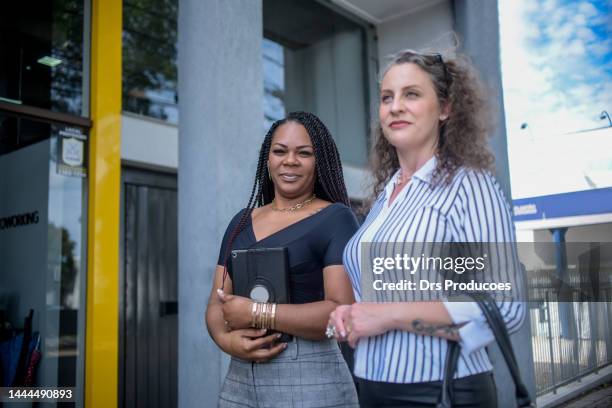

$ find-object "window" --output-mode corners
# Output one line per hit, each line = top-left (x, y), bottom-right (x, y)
(123, 0), (178, 124)
(262, 0), (375, 167)
(0, 1), (89, 400)
(0, 0), (86, 116)
(0, 112), (88, 405)
(263, 38), (286, 130)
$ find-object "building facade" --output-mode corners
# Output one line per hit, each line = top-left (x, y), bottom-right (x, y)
(1, 1), (610, 407)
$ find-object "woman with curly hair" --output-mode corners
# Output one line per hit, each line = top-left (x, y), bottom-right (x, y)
(328, 50), (525, 407)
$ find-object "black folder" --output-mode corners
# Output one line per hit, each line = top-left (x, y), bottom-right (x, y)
(230, 247), (292, 341)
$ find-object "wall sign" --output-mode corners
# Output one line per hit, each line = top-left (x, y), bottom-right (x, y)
(57, 125), (88, 177)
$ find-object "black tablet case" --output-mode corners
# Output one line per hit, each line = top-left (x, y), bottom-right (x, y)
(230, 247), (292, 342)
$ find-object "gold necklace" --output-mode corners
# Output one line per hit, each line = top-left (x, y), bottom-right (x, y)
(272, 194), (316, 212)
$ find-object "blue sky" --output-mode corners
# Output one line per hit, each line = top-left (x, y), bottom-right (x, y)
(500, 0), (612, 199)
(500, 0), (611, 135)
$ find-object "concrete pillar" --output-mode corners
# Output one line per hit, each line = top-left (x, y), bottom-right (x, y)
(453, 1), (537, 406)
(177, 0), (263, 406)
(453, 0), (512, 197)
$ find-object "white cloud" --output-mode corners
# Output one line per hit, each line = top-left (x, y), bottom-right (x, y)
(500, 0), (612, 199)
(590, 39), (612, 58)
(500, 0), (611, 135)
(576, 27), (597, 42)
(571, 13), (588, 27)
(569, 38), (588, 56)
(578, 2), (599, 18)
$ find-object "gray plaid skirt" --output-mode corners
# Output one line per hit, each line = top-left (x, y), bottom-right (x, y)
(218, 337), (359, 408)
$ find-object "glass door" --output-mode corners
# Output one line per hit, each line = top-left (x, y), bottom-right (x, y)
(0, 111), (88, 407)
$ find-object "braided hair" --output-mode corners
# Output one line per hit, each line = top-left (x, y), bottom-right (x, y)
(221, 111), (350, 287)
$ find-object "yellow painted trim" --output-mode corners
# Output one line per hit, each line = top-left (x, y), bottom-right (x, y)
(86, 1), (122, 407)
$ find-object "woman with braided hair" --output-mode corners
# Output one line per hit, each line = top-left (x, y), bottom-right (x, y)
(206, 111), (359, 407)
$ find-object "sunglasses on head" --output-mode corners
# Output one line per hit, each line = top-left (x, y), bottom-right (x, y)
(398, 50), (451, 86)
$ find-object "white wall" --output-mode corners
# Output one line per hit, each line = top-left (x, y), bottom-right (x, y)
(377, 0), (454, 61)
(121, 113), (178, 170)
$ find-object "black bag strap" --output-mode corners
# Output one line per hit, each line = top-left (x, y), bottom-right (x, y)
(470, 293), (533, 408)
(437, 294), (533, 408)
(436, 341), (460, 408)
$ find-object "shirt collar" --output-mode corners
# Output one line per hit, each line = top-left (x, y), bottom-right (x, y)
(384, 156), (437, 201)
(391, 155), (437, 185)
(412, 155), (437, 184)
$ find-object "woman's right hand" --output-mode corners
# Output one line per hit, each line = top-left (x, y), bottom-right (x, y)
(221, 328), (287, 363)
(328, 304), (352, 341)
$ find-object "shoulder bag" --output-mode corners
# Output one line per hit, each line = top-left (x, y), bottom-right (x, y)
(437, 293), (534, 408)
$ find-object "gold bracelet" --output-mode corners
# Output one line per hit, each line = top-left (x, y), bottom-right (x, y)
(264, 303), (271, 329)
(270, 303), (277, 330)
(250, 302), (257, 327)
(255, 302), (263, 329)
(259, 302), (266, 329)
(253, 302), (278, 330)
(253, 302), (259, 328)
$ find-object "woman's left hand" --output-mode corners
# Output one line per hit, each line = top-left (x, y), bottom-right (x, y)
(217, 289), (253, 330)
(344, 303), (393, 348)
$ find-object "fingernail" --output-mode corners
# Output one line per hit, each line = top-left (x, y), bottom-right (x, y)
(276, 333), (282, 339)
(217, 289), (223, 295)
(283, 343), (288, 348)
(341, 331), (346, 338)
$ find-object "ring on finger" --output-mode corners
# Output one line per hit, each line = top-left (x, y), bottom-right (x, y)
(325, 324), (337, 339)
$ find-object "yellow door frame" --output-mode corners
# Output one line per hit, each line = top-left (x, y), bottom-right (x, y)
(86, 0), (122, 407)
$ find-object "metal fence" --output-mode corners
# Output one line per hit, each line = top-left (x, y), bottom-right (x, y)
(530, 274), (612, 395)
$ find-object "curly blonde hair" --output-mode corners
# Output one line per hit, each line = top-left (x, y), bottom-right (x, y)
(368, 50), (495, 205)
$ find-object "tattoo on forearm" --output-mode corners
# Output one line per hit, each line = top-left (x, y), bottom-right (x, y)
(411, 319), (463, 338)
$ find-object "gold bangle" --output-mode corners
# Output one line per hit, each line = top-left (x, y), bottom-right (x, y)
(256, 302), (262, 329)
(253, 302), (259, 328)
(258, 302), (265, 329)
(260, 302), (265, 329)
(250, 302), (257, 327)
(264, 303), (271, 329)
(270, 303), (277, 330)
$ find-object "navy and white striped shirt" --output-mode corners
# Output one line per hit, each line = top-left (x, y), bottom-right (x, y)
(343, 156), (525, 383)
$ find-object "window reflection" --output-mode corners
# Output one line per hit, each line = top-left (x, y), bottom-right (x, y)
(263, 38), (286, 130)
(59, 227), (78, 309)
(0, 0), (85, 116)
(123, 0), (178, 124)
(0, 114), (87, 406)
